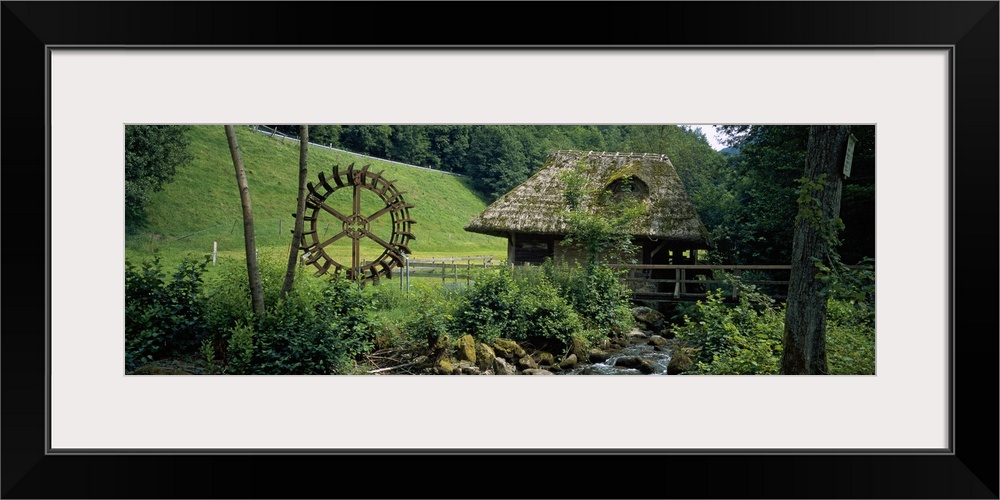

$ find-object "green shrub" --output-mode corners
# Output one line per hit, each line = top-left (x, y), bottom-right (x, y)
(401, 283), (461, 346)
(512, 273), (582, 346)
(674, 268), (876, 375)
(824, 262), (876, 374)
(201, 250), (286, 336)
(200, 338), (218, 374)
(125, 256), (210, 364)
(673, 276), (784, 375)
(456, 266), (583, 347)
(252, 276), (376, 375)
(226, 321), (255, 375)
(455, 267), (520, 344)
(542, 260), (634, 339)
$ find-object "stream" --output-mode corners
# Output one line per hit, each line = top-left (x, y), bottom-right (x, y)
(558, 339), (674, 375)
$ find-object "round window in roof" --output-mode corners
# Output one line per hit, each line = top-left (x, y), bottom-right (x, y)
(606, 176), (649, 199)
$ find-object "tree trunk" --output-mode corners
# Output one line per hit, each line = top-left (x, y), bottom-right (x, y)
(781, 125), (850, 375)
(281, 125), (310, 298)
(224, 125), (266, 316)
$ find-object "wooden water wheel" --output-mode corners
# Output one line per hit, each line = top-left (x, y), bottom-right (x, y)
(299, 163), (414, 284)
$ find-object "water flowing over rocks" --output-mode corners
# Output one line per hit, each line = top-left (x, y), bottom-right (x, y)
(398, 334), (678, 376)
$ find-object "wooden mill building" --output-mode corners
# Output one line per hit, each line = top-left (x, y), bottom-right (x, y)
(464, 150), (712, 267)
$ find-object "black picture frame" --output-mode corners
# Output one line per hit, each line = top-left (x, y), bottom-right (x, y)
(3, 2), (996, 498)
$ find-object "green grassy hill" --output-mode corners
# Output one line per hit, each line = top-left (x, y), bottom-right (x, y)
(125, 126), (507, 271)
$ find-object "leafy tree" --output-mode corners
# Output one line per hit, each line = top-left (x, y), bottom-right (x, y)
(465, 125), (534, 200)
(389, 125), (438, 167)
(309, 125), (342, 147)
(712, 126), (811, 264)
(430, 125), (472, 174)
(124, 125), (192, 230)
(339, 125), (393, 158)
(712, 125), (875, 266)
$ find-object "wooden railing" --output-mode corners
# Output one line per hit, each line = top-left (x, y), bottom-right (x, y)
(608, 264), (866, 301)
(364, 255), (494, 287)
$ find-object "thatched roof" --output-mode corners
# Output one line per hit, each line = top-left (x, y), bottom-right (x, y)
(464, 150), (712, 248)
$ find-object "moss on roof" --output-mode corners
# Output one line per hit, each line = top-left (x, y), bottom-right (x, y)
(464, 150), (711, 247)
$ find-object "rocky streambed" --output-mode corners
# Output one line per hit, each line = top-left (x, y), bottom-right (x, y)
(392, 325), (693, 376)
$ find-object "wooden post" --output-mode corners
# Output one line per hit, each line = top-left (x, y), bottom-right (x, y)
(467, 259), (471, 285)
(212, 241), (217, 266)
(674, 268), (681, 298)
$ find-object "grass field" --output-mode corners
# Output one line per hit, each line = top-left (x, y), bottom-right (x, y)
(125, 126), (507, 275)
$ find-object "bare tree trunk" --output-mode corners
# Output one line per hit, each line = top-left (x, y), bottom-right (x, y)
(224, 125), (265, 316)
(281, 125), (310, 298)
(782, 125), (850, 375)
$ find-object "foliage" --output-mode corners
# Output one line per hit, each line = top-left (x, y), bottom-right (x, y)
(125, 125), (193, 231)
(541, 260), (635, 339)
(825, 298), (876, 375)
(400, 283), (462, 346)
(710, 125), (875, 266)
(225, 321), (255, 375)
(512, 272), (582, 346)
(200, 250), (377, 375)
(125, 256), (210, 364)
(558, 163), (588, 211)
(455, 266), (582, 347)
(454, 267), (520, 344)
(338, 125), (393, 158)
(558, 162), (645, 267)
(823, 262), (876, 375)
(673, 270), (875, 375)
(201, 251), (286, 334)
(251, 276), (376, 375)
(465, 125), (535, 201)
(673, 275), (785, 375)
(200, 338), (218, 374)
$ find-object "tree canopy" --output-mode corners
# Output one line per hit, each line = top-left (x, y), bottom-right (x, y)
(125, 125), (193, 231)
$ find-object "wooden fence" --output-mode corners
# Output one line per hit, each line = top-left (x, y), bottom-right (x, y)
(362, 255), (494, 289)
(608, 264), (867, 301)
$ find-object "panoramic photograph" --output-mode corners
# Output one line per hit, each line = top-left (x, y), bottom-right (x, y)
(124, 124), (875, 376)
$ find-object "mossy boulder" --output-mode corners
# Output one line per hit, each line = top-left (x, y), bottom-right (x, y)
(614, 356), (656, 374)
(569, 336), (589, 361)
(667, 347), (697, 375)
(435, 357), (454, 375)
(456, 334), (476, 364)
(632, 306), (665, 330)
(432, 334), (451, 355)
(588, 349), (611, 364)
(492, 338), (527, 361)
(476, 343), (496, 372)
(648, 335), (669, 347)
(559, 354), (578, 369)
(522, 368), (554, 375)
(517, 356), (539, 371)
(535, 351), (555, 366)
